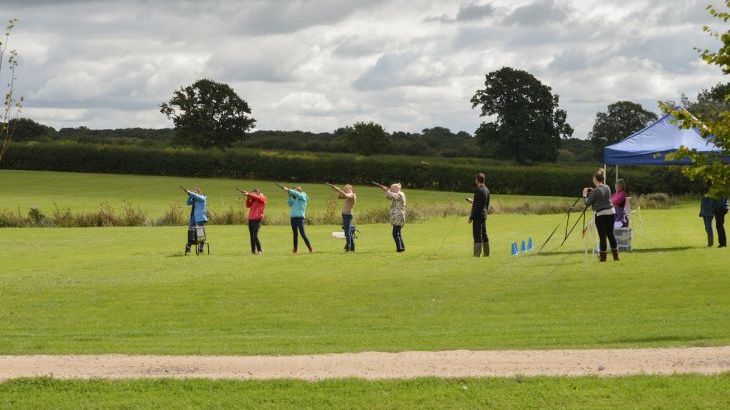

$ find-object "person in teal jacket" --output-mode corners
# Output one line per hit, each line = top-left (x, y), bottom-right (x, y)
(280, 185), (313, 253)
(181, 186), (208, 254)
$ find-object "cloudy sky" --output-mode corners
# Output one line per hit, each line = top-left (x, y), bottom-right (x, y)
(1, 0), (726, 138)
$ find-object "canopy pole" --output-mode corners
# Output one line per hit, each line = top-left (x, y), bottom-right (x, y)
(616, 165), (619, 186)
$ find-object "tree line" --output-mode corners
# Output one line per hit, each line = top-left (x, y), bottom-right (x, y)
(7, 72), (726, 166)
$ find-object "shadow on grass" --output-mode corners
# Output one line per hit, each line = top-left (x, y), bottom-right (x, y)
(536, 246), (695, 256)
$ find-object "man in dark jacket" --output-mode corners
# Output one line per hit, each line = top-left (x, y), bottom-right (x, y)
(469, 172), (490, 257)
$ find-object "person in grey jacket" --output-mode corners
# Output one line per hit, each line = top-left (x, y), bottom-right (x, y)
(583, 170), (618, 262)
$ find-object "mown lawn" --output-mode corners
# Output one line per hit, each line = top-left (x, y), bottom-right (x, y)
(0, 199), (727, 355)
(1, 375), (728, 409)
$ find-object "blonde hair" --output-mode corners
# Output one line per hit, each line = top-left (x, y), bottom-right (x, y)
(344, 184), (354, 192)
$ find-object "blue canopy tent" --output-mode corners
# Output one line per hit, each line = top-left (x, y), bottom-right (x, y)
(604, 112), (727, 182)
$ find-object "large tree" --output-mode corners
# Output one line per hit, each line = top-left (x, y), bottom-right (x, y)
(342, 121), (391, 156)
(9, 118), (56, 141)
(682, 81), (730, 122)
(662, 1), (730, 198)
(589, 101), (658, 160)
(160, 79), (256, 150)
(470, 67), (573, 163)
(0, 18), (22, 163)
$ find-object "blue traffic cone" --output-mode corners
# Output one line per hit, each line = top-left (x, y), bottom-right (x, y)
(520, 240), (527, 253)
(511, 242), (519, 256)
(527, 237), (534, 251)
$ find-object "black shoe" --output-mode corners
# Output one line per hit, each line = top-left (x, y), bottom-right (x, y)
(719, 244), (727, 248)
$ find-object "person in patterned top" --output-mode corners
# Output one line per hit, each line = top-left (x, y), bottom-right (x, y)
(380, 183), (407, 252)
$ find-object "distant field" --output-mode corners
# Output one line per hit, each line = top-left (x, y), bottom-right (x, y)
(0, 170), (572, 219)
(1, 201), (727, 355)
(2, 375), (728, 409)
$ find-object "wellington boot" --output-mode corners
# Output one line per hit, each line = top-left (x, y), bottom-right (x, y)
(473, 243), (482, 257)
(611, 248), (619, 261)
(599, 251), (607, 262)
(482, 242), (490, 257)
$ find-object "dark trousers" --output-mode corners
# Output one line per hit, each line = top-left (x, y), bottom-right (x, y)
(472, 218), (488, 244)
(392, 225), (405, 252)
(290, 217), (312, 250)
(342, 214), (354, 251)
(703, 215), (715, 243)
(595, 214), (617, 253)
(248, 220), (262, 253)
(716, 211), (727, 246)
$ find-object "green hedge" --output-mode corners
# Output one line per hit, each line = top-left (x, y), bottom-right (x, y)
(1, 143), (697, 196)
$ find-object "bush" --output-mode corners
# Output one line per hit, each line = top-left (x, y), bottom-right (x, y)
(0, 142), (698, 196)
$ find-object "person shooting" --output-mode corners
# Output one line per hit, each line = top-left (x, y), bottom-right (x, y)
(237, 187), (266, 255)
(180, 185), (208, 255)
(468, 172), (490, 257)
(327, 183), (357, 252)
(374, 181), (407, 253)
(582, 170), (618, 262)
(278, 183), (313, 254)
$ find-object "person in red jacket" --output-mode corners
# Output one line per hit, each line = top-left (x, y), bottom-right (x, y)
(239, 188), (266, 255)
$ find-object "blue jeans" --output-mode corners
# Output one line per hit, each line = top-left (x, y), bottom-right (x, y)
(703, 215), (714, 243)
(342, 214), (354, 251)
(290, 217), (312, 250)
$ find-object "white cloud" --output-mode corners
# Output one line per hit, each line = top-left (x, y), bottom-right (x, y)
(2, 0), (726, 139)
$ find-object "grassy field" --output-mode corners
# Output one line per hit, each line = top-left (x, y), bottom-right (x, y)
(1, 197), (727, 355)
(1, 375), (728, 409)
(0, 170), (572, 219)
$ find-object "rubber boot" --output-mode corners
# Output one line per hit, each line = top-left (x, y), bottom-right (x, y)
(708, 235), (714, 247)
(482, 242), (490, 257)
(473, 243), (482, 257)
(611, 248), (619, 261)
(599, 251), (607, 262)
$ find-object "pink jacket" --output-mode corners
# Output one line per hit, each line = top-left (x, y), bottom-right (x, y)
(246, 193), (266, 221)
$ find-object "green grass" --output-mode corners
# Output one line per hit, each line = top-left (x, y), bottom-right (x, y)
(1, 196), (727, 355)
(1, 375), (728, 409)
(0, 170), (571, 218)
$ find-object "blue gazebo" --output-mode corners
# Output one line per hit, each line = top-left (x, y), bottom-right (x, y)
(604, 112), (727, 182)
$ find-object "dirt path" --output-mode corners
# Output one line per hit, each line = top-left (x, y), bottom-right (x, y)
(1, 347), (729, 381)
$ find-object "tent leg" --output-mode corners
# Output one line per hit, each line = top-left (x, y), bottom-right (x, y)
(616, 165), (619, 185)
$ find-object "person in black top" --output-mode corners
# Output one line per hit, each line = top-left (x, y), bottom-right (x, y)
(469, 172), (490, 257)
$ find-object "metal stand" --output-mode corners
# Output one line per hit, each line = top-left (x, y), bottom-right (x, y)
(538, 197), (589, 253)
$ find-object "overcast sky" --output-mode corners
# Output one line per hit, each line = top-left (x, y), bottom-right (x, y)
(1, 0), (726, 138)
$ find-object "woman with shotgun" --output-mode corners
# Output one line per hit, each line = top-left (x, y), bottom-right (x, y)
(327, 183), (357, 252)
(180, 185), (208, 255)
(582, 169), (619, 262)
(279, 184), (314, 254)
(375, 182), (407, 252)
(238, 187), (266, 255)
